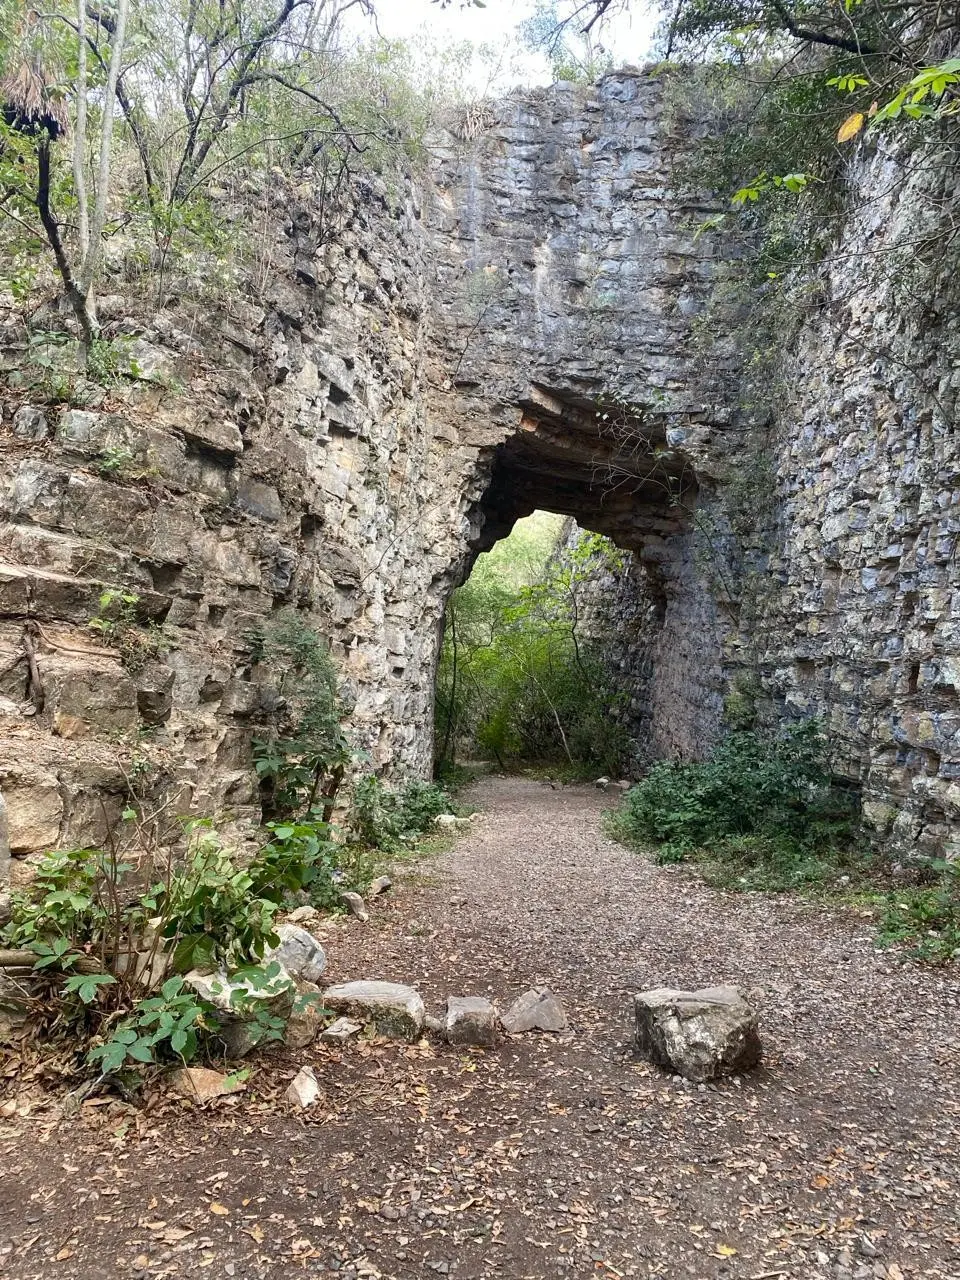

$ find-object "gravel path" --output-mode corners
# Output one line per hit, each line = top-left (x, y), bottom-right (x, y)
(1, 776), (959, 1280)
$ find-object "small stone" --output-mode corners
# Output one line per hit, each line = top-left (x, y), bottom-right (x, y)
(285, 985), (325, 1050)
(287, 905), (320, 924)
(320, 1016), (362, 1043)
(445, 995), (498, 1046)
(285, 1065), (320, 1108)
(264, 922), (327, 984)
(322, 980), (425, 1040)
(433, 813), (470, 830)
(858, 1237), (881, 1260)
(12, 406), (49, 440)
(368, 874), (393, 897)
(424, 1013), (444, 1035)
(167, 1068), (246, 1103)
(380, 1204), (400, 1221)
(501, 987), (568, 1033)
(341, 891), (369, 922)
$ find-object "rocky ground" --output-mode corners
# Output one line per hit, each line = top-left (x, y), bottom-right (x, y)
(1, 777), (958, 1280)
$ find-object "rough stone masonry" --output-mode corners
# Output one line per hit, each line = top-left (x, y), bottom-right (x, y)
(0, 68), (958, 873)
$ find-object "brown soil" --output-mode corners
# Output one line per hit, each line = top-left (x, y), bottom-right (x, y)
(1, 777), (958, 1280)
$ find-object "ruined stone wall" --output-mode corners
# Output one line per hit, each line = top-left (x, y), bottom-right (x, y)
(752, 145), (960, 857)
(0, 173), (469, 872)
(426, 73), (743, 763)
(1, 68), (958, 869)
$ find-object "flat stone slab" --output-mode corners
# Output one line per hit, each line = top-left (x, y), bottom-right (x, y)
(501, 987), (568, 1034)
(168, 1067), (246, 1103)
(285, 1065), (320, 1108)
(634, 985), (761, 1083)
(322, 980), (425, 1041)
(445, 995), (498, 1046)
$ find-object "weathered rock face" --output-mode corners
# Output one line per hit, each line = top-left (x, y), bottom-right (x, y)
(0, 68), (958, 861)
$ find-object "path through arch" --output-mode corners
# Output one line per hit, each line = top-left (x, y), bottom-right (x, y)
(1, 778), (956, 1278)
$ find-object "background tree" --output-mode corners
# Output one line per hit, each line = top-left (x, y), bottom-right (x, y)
(0, 0), (392, 351)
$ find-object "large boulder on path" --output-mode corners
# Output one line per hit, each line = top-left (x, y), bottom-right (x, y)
(634, 986), (761, 1082)
(322, 980), (425, 1041)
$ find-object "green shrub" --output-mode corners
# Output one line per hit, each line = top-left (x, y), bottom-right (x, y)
(149, 821), (281, 973)
(609, 721), (858, 880)
(878, 861), (960, 965)
(252, 819), (342, 909)
(347, 776), (455, 853)
(0, 811), (337, 1077)
(87, 977), (213, 1073)
(250, 610), (350, 821)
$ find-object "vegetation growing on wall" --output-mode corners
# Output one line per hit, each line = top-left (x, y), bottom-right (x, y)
(1, 726), (459, 1080)
(435, 513), (630, 777)
(0, 0), (480, 352)
(647, 0), (960, 288)
(250, 609), (351, 822)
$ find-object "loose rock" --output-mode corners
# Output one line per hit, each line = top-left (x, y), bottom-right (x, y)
(634, 985), (761, 1082)
(285, 1065), (320, 1109)
(368, 875), (393, 897)
(433, 813), (470, 830)
(284, 984), (326, 1050)
(501, 987), (568, 1033)
(341, 891), (369, 922)
(287, 905), (320, 925)
(168, 1067), (246, 1103)
(185, 966), (294, 1058)
(264, 922), (327, 984)
(445, 995), (498, 1046)
(322, 979), (425, 1040)
(320, 1016), (362, 1043)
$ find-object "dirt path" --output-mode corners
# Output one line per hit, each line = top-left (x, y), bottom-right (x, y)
(1, 777), (959, 1280)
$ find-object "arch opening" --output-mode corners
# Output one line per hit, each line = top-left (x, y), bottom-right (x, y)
(435, 391), (706, 782)
(470, 385), (699, 556)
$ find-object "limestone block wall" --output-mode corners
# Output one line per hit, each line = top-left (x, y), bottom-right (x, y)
(0, 68), (958, 867)
(754, 144), (960, 856)
(0, 174), (468, 873)
(425, 72), (744, 764)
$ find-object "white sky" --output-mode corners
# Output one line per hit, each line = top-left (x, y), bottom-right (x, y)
(347, 1), (659, 90)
